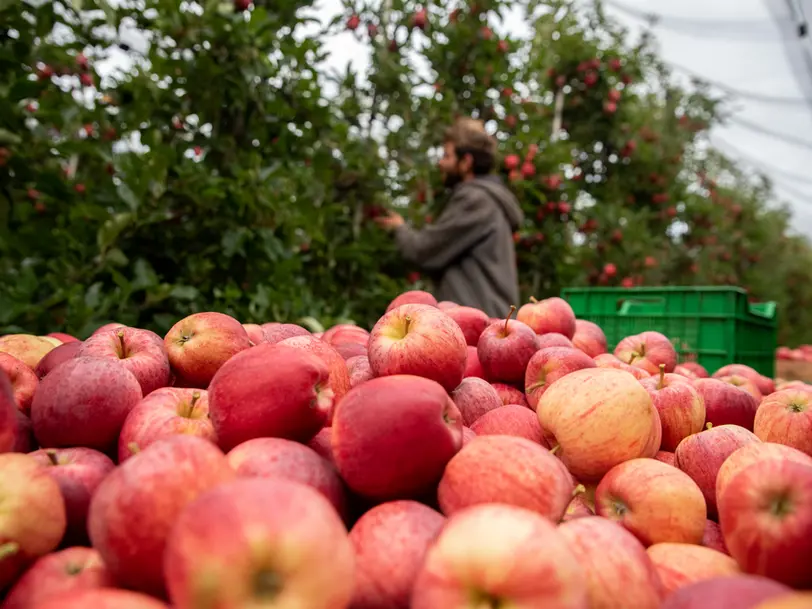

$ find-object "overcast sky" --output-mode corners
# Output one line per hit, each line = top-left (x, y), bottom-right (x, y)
(314, 0), (812, 235)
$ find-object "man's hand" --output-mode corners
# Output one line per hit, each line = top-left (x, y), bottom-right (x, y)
(374, 210), (405, 231)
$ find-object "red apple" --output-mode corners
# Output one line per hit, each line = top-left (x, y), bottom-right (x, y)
(470, 404), (546, 445)
(614, 331), (677, 374)
(33, 342), (81, 379)
(538, 368), (661, 482)
(306, 426), (334, 463)
(594, 353), (651, 379)
(596, 458), (706, 546)
(1, 547), (113, 609)
(28, 447), (115, 544)
(491, 381), (528, 407)
(226, 437), (346, 517)
(655, 450), (677, 466)
(477, 308), (540, 384)
(87, 436), (235, 596)
(673, 365), (700, 380)
(412, 504), (587, 608)
(694, 378), (759, 430)
(261, 322), (311, 344)
(515, 297), (576, 338)
(462, 426), (476, 445)
(12, 410), (35, 453)
(647, 542), (741, 596)
(0, 335), (56, 370)
(702, 519), (729, 554)
(717, 374), (762, 402)
(91, 322), (126, 336)
(208, 343), (334, 451)
(332, 375), (462, 501)
(0, 454), (66, 591)
(349, 500), (445, 608)
(674, 423), (759, 518)
(118, 387), (215, 462)
(78, 328), (170, 396)
(386, 290), (438, 312)
(165, 478), (353, 608)
(164, 312), (252, 388)
(241, 323), (265, 345)
(0, 354), (38, 414)
(437, 300), (458, 310)
(536, 332), (574, 349)
(30, 356), (142, 452)
(46, 332), (79, 343)
(438, 435), (574, 520)
(450, 377), (502, 426)
(524, 346), (596, 408)
(713, 363), (761, 385)
(640, 367), (706, 451)
(751, 593), (812, 608)
(572, 319), (608, 357)
(322, 323), (369, 348)
(562, 492), (595, 522)
(719, 458), (812, 587)
(333, 341), (367, 360)
(559, 516), (663, 609)
(368, 304), (467, 392)
(346, 354), (374, 387)
(754, 389), (812, 456)
(660, 575), (792, 609)
(278, 334), (351, 407)
(444, 306), (489, 347)
(679, 362), (709, 378)
(33, 589), (170, 609)
(463, 345), (485, 379)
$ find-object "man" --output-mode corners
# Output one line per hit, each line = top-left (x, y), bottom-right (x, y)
(375, 118), (524, 318)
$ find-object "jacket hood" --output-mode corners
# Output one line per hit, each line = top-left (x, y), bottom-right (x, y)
(459, 175), (524, 230)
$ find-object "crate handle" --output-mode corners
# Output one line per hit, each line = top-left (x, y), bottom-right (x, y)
(748, 301), (776, 320)
(617, 297), (666, 316)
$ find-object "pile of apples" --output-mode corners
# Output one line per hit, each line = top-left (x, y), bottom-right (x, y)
(776, 345), (812, 362)
(1, 290), (811, 609)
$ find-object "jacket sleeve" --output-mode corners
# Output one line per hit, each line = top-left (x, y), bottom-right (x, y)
(393, 191), (494, 272)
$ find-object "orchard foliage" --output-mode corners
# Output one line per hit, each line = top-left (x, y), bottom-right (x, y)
(0, 0), (810, 344)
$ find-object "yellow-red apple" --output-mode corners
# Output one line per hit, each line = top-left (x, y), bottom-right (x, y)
(646, 542), (741, 596)
(754, 389), (812, 456)
(614, 331), (677, 375)
(515, 296), (576, 338)
(524, 346), (596, 408)
(640, 367), (705, 451)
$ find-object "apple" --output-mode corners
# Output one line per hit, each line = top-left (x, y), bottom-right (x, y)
(78, 328), (170, 396)
(0, 354), (38, 414)
(322, 323), (369, 348)
(470, 404), (546, 445)
(461, 426), (476, 445)
(368, 304), (467, 392)
(679, 362), (709, 378)
(716, 442), (812, 508)
(306, 427), (334, 464)
(595, 458), (706, 546)
(46, 332), (79, 343)
(594, 353), (651, 379)
(226, 437), (346, 518)
(660, 575), (793, 609)
(536, 332), (574, 349)
(349, 500), (445, 609)
(675, 423), (759, 518)
(0, 453), (66, 591)
(571, 319), (608, 357)
(719, 458), (812, 587)
(165, 478), (354, 609)
(0, 335), (55, 370)
(91, 322), (126, 336)
(439, 435), (574, 520)
(515, 297), (576, 338)
(491, 381), (528, 407)
(477, 307), (540, 384)
(713, 363), (761, 384)
(562, 493), (595, 522)
(1, 547), (113, 609)
(334, 341), (367, 360)
(646, 543), (741, 596)
(444, 306), (489, 346)
(346, 354), (374, 387)
(754, 389), (812, 456)
(12, 410), (35, 453)
(558, 516), (663, 609)
(674, 365), (700, 380)
(614, 331), (677, 374)
(411, 504), (587, 608)
(261, 323), (310, 345)
(33, 341), (81, 379)
(538, 368), (661, 482)
(463, 346), (485, 379)
(751, 593), (812, 608)
(277, 334), (351, 406)
(640, 366), (706, 451)
(28, 447), (115, 544)
(437, 300), (458, 310)
(694, 378), (759, 430)
(450, 377), (502, 426)
(164, 312), (252, 388)
(30, 356), (142, 452)
(524, 346), (595, 408)
(333, 375), (462, 501)
(88, 436), (235, 596)
(241, 323), (266, 345)
(655, 450), (677, 466)
(208, 343), (334, 451)
(702, 519), (729, 554)
(118, 387), (216, 462)
(33, 589), (170, 609)
(386, 289), (438, 312)
(717, 374), (762, 401)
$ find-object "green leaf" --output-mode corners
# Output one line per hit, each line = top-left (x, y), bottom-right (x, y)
(84, 283), (103, 308)
(170, 285), (199, 301)
(297, 316), (324, 334)
(97, 213), (133, 253)
(117, 183), (140, 211)
(131, 259), (158, 291)
(0, 129), (20, 145)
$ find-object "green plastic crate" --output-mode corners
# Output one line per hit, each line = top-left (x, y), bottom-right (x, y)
(561, 286), (778, 378)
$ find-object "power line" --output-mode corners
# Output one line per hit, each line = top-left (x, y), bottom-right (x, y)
(727, 115), (812, 152)
(712, 135), (812, 187)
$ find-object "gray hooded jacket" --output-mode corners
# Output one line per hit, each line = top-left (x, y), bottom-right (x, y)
(394, 175), (524, 318)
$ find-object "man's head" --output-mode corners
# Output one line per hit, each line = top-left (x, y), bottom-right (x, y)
(439, 118), (497, 188)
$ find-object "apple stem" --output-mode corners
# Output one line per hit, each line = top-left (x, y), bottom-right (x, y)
(705, 422), (713, 430)
(572, 484), (586, 497)
(628, 352), (637, 365)
(550, 444), (561, 455)
(189, 391), (201, 416)
(117, 330), (127, 357)
(46, 450), (59, 466)
(0, 542), (19, 561)
(658, 364), (665, 389)
(404, 315), (412, 334)
(526, 380), (545, 392)
(504, 305), (517, 335)
(529, 296), (538, 304)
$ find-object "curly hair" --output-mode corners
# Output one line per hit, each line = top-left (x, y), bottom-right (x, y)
(444, 118), (497, 175)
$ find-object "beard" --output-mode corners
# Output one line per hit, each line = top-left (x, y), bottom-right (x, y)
(442, 167), (464, 189)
